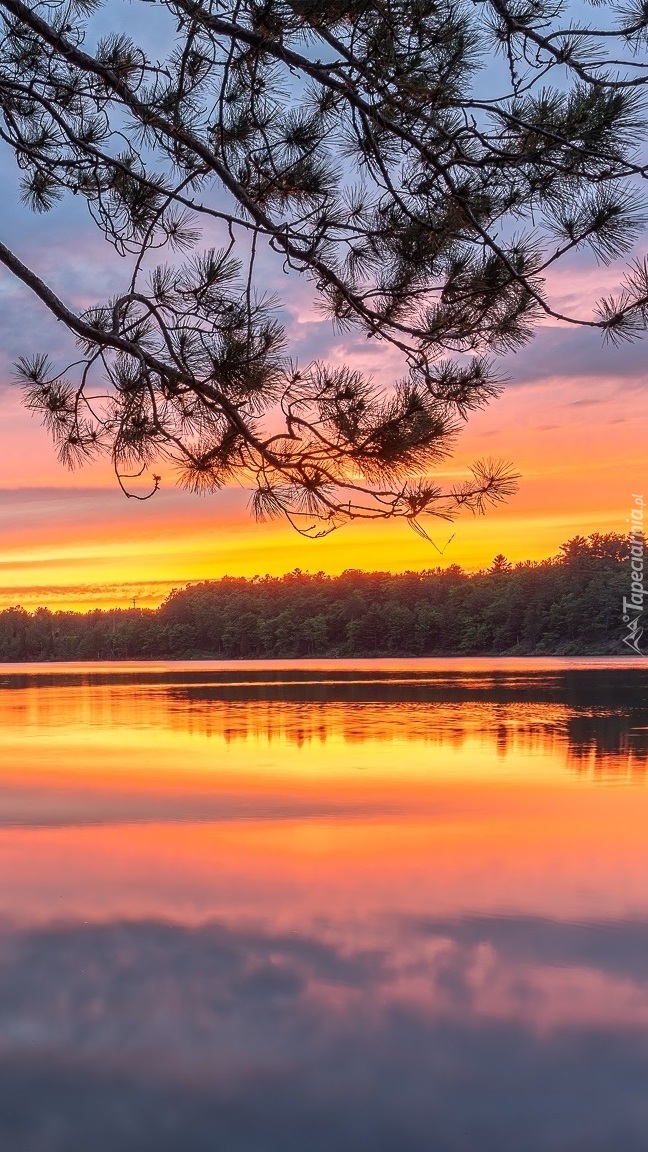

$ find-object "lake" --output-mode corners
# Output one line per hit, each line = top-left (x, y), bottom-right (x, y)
(1, 657), (647, 1151)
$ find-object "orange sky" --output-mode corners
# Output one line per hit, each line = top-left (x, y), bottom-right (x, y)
(0, 216), (647, 611)
(0, 356), (644, 611)
(0, 3), (646, 612)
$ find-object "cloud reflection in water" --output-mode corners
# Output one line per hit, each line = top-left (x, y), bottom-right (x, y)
(0, 661), (647, 1150)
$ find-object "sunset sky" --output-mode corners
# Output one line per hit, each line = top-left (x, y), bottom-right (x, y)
(0, 2), (646, 612)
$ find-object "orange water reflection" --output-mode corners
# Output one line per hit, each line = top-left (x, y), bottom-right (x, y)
(1, 660), (647, 1149)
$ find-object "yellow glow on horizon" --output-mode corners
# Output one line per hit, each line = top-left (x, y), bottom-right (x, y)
(0, 500), (630, 611)
(0, 360), (646, 611)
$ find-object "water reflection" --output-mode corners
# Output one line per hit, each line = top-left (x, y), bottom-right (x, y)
(0, 660), (647, 1150)
(2, 914), (648, 1152)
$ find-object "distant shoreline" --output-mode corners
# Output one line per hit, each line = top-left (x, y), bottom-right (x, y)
(0, 646), (637, 662)
(0, 532), (643, 661)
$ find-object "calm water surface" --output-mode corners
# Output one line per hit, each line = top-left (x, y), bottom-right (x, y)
(1, 657), (647, 1151)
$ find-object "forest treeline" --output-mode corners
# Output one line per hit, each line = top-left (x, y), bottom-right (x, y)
(0, 533), (638, 661)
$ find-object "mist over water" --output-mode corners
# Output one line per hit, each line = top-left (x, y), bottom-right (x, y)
(1, 659), (647, 1151)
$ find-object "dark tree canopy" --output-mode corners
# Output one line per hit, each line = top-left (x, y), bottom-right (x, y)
(0, 0), (647, 535)
(0, 533), (633, 659)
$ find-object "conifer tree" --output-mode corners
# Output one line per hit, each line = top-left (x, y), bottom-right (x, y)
(0, 0), (647, 534)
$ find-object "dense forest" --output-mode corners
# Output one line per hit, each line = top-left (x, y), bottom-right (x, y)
(0, 533), (640, 661)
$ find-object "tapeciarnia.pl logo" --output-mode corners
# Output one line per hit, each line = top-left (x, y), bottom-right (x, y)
(622, 494), (645, 655)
